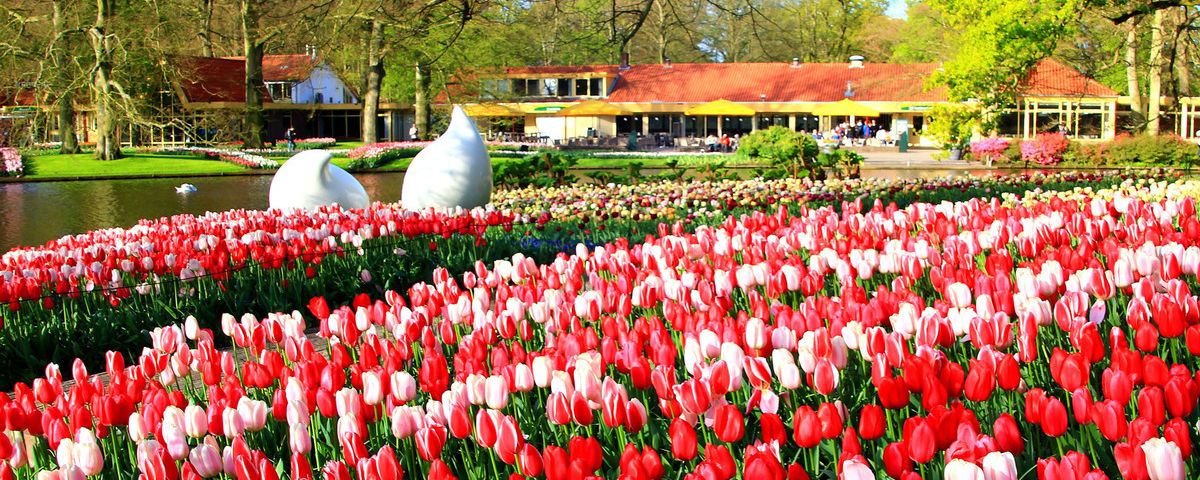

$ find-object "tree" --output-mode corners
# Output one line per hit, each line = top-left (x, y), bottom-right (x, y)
(926, 0), (1078, 109)
(90, 0), (121, 160)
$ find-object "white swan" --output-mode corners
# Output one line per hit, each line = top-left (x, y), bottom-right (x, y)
(175, 183), (197, 193)
(401, 106), (493, 210)
(268, 150), (370, 210)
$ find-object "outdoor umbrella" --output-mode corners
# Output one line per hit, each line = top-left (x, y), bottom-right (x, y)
(557, 100), (630, 139)
(812, 99), (880, 117)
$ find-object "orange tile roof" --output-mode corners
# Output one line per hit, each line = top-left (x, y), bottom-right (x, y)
(606, 62), (947, 103)
(174, 56), (271, 104)
(1021, 58), (1118, 97)
(221, 54), (320, 82)
(455, 59), (1115, 104)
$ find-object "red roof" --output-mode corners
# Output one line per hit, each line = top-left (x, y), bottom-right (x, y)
(0, 89), (38, 106)
(606, 62), (945, 103)
(448, 58), (1116, 105)
(175, 56), (272, 104)
(221, 54), (321, 82)
(1021, 58), (1117, 97)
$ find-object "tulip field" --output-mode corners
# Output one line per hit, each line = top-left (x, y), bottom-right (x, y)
(2, 171), (1200, 479)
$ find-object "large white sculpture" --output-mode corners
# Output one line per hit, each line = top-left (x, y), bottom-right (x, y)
(269, 150), (370, 210)
(401, 106), (493, 210)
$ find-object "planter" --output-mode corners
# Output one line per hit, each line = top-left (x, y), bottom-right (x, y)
(949, 148), (963, 161)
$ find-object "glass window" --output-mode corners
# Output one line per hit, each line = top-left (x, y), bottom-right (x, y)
(648, 115), (672, 133)
(557, 79), (571, 97)
(575, 79), (588, 96)
(512, 79), (527, 96)
(616, 115), (642, 134)
(997, 111), (1019, 136)
(1078, 113), (1103, 138)
(590, 78), (603, 96)
(541, 79), (556, 96)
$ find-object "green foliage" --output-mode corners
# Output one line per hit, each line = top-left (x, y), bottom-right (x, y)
(926, 0), (1079, 108)
(925, 104), (982, 149)
(738, 126), (820, 178)
(495, 151), (579, 188)
(1067, 135), (1199, 167)
(817, 150), (865, 179)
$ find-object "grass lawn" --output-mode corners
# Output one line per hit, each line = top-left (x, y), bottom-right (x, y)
(25, 153), (249, 179)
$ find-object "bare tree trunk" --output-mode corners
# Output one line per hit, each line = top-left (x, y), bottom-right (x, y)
(414, 61), (431, 140)
(52, 0), (79, 154)
(656, 1), (668, 64)
(1148, 10), (1164, 135)
(89, 0), (121, 160)
(360, 19), (385, 144)
(1125, 19), (1145, 130)
(241, 0), (266, 148)
(200, 0), (215, 57)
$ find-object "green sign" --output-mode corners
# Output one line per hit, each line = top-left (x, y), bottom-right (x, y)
(900, 105), (931, 112)
(531, 105), (565, 113)
(6, 107), (37, 112)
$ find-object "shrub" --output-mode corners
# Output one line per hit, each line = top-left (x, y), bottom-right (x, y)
(1104, 134), (1198, 167)
(293, 137), (337, 149)
(969, 137), (1011, 165)
(738, 126), (820, 178)
(925, 104), (981, 150)
(1020, 133), (1069, 165)
(0, 147), (23, 176)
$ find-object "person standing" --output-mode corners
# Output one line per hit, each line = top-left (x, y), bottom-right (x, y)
(409, 124), (419, 140)
(285, 127), (296, 152)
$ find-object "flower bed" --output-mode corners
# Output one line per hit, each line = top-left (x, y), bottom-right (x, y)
(0, 148), (23, 176)
(161, 147), (279, 169)
(1, 176), (1198, 479)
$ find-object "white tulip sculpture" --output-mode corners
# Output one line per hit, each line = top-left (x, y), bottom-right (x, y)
(268, 150), (370, 211)
(401, 106), (493, 210)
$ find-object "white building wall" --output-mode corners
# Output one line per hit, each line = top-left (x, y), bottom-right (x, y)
(291, 65), (358, 105)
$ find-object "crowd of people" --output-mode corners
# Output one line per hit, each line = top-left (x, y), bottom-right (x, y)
(704, 133), (741, 152)
(811, 120), (894, 147)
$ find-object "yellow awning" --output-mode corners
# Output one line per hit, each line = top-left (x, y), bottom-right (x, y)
(463, 103), (521, 117)
(812, 99), (880, 117)
(684, 99), (755, 116)
(556, 100), (629, 117)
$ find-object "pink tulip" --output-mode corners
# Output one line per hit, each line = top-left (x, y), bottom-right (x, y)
(841, 457), (876, 480)
(485, 375), (510, 410)
(362, 371), (384, 406)
(1142, 438), (1186, 480)
(946, 282), (972, 309)
(184, 405), (209, 438)
(391, 371), (417, 403)
(222, 407), (245, 438)
(237, 397), (268, 432)
(981, 451), (1017, 480)
(944, 459), (984, 480)
(162, 421), (189, 460)
(745, 317), (767, 350)
(531, 357), (553, 388)
(189, 443), (223, 478)
(289, 422), (312, 455)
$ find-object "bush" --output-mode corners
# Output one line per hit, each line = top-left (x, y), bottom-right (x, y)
(1104, 134), (1198, 167)
(738, 126), (820, 178)
(925, 104), (981, 150)
(495, 151), (578, 188)
(969, 137), (1011, 165)
(1020, 133), (1069, 165)
(0, 147), (24, 176)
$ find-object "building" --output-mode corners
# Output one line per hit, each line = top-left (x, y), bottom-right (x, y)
(452, 56), (1120, 147)
(1, 52), (417, 147)
(176, 53), (415, 143)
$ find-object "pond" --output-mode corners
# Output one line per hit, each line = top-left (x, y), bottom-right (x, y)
(0, 167), (1014, 252)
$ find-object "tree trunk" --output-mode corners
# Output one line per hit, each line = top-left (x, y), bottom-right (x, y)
(52, 0), (79, 154)
(1125, 18), (1145, 129)
(200, 0), (215, 57)
(360, 19), (385, 144)
(1148, 10), (1164, 135)
(241, 0), (266, 149)
(90, 0), (121, 160)
(414, 61), (431, 140)
(656, 1), (668, 64)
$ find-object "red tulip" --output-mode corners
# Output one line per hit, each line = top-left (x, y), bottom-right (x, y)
(903, 417), (936, 464)
(817, 402), (842, 440)
(858, 404), (885, 440)
(1039, 397), (1068, 437)
(964, 359), (995, 402)
(669, 418), (698, 460)
(792, 406), (821, 448)
(882, 441), (911, 479)
(712, 404), (744, 443)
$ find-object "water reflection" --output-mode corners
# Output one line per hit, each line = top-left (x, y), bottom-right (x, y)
(0, 173), (405, 252)
(0, 167), (1033, 252)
